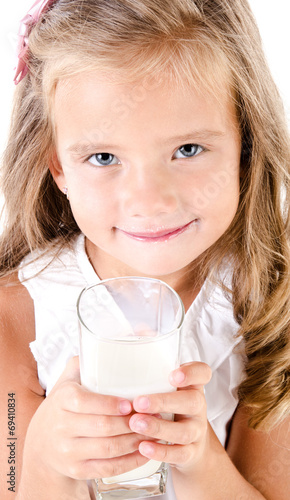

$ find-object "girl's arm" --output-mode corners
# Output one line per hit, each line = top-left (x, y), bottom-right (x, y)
(0, 278), (45, 498)
(0, 278), (91, 499)
(130, 362), (289, 500)
(227, 405), (290, 499)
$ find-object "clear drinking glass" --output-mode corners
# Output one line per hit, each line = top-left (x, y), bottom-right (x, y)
(77, 276), (184, 499)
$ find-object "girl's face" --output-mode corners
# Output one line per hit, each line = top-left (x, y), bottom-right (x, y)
(51, 70), (241, 286)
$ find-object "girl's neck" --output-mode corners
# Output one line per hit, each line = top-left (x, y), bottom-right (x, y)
(85, 237), (203, 313)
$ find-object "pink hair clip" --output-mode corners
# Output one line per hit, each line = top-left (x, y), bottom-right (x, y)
(14, 0), (56, 85)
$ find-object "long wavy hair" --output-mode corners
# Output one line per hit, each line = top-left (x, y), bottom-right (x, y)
(1, 0), (289, 430)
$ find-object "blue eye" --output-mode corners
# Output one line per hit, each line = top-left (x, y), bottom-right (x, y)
(174, 144), (204, 159)
(87, 153), (120, 167)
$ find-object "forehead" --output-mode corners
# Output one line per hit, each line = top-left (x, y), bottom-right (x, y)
(53, 69), (239, 147)
(54, 61), (234, 105)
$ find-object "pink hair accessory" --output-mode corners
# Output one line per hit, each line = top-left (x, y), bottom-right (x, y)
(14, 0), (56, 85)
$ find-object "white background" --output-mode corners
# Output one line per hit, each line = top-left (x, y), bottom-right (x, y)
(0, 0), (290, 154)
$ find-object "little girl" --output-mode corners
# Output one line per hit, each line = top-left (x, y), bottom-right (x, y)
(0, 1), (289, 499)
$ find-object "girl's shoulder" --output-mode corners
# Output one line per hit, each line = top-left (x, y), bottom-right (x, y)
(0, 273), (44, 397)
(0, 274), (45, 487)
(0, 272), (34, 335)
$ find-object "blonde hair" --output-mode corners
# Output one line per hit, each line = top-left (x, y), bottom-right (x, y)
(1, 0), (289, 430)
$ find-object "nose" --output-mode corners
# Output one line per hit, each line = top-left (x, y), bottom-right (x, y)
(120, 161), (178, 218)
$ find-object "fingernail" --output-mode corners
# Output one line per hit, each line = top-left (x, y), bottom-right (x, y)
(139, 442), (155, 457)
(136, 396), (150, 411)
(119, 400), (131, 414)
(173, 370), (185, 384)
(132, 418), (148, 432)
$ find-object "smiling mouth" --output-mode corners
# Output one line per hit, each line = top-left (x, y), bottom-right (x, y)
(117, 220), (197, 242)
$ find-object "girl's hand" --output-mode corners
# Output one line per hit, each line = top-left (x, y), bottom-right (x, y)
(23, 356), (149, 481)
(129, 362), (212, 473)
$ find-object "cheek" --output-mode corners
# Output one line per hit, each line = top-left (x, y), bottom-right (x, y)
(206, 180), (240, 230)
(68, 179), (117, 229)
(191, 167), (239, 222)
(67, 170), (109, 204)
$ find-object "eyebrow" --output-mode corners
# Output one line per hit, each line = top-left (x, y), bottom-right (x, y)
(66, 130), (226, 156)
(163, 130), (226, 145)
(67, 142), (122, 156)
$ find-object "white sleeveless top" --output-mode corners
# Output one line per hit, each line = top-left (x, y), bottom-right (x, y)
(19, 234), (245, 500)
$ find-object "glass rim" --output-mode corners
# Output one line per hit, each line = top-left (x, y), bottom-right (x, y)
(77, 275), (185, 344)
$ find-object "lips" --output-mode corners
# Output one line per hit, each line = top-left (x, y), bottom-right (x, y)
(117, 220), (196, 242)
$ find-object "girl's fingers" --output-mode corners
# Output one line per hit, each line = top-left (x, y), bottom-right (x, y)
(67, 433), (151, 461)
(64, 412), (133, 438)
(52, 356), (133, 416)
(55, 355), (82, 384)
(138, 440), (194, 467)
(57, 382), (132, 416)
(130, 413), (205, 445)
(133, 387), (206, 415)
(67, 450), (149, 481)
(169, 362), (212, 389)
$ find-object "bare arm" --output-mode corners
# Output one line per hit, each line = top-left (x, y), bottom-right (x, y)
(0, 277), (45, 498)
(0, 277), (91, 499)
(227, 405), (290, 500)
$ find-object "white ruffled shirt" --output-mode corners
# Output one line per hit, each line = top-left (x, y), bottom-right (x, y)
(19, 234), (245, 500)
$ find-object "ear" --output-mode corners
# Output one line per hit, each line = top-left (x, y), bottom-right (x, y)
(49, 150), (66, 192)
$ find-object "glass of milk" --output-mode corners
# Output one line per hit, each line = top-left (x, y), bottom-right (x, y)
(77, 276), (184, 499)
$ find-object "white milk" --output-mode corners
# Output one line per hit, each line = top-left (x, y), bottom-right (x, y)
(80, 331), (180, 483)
